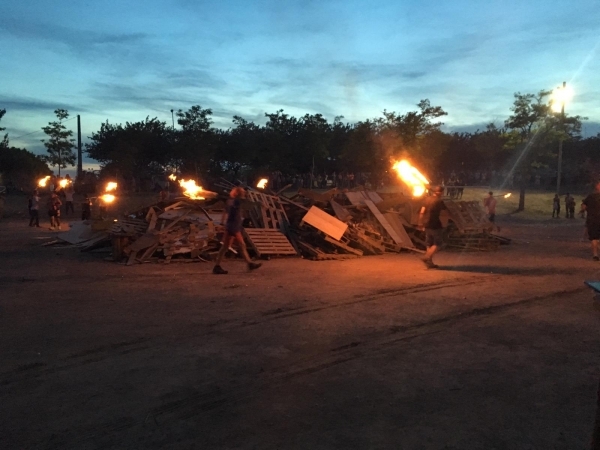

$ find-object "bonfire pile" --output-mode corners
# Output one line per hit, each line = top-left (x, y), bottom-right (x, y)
(49, 180), (508, 264)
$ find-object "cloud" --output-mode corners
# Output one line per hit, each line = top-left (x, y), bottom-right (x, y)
(0, 96), (88, 113)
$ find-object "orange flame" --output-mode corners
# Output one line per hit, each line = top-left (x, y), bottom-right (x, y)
(391, 160), (430, 197)
(105, 182), (118, 192)
(178, 179), (205, 200)
(100, 194), (115, 204)
(59, 179), (71, 188)
(168, 174), (177, 181)
(38, 176), (51, 187)
(504, 193), (511, 198)
(257, 178), (268, 189)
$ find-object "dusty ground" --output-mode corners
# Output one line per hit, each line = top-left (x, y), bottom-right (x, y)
(1, 206), (600, 449)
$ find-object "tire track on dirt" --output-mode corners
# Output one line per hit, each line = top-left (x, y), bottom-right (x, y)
(0, 276), (484, 386)
(39, 286), (585, 448)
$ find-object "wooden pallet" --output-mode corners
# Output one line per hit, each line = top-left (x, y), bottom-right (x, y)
(443, 200), (492, 233)
(243, 228), (298, 257)
(246, 191), (290, 231)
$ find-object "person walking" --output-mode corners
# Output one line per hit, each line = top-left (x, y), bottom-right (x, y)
(483, 191), (497, 223)
(28, 189), (40, 227)
(552, 194), (561, 218)
(582, 180), (600, 261)
(213, 187), (262, 274)
(418, 186), (447, 269)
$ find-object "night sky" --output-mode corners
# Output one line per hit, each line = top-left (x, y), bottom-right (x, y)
(2, 0), (599, 169)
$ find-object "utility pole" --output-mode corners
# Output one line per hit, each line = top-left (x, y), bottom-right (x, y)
(171, 109), (174, 129)
(556, 81), (566, 195)
(77, 115), (83, 179)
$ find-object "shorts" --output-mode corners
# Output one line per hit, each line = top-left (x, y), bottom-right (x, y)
(489, 213), (495, 223)
(588, 223), (600, 241)
(48, 210), (57, 217)
(425, 228), (444, 247)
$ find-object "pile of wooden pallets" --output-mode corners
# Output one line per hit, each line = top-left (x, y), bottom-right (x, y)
(50, 183), (508, 263)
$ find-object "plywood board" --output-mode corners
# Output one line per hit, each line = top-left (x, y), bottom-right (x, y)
(383, 212), (415, 248)
(363, 199), (403, 245)
(330, 199), (352, 222)
(301, 206), (348, 241)
(345, 191), (383, 206)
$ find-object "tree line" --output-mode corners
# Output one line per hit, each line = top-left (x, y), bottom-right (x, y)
(1, 90), (599, 202)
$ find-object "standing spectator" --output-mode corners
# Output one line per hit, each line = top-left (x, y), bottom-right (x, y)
(64, 184), (75, 216)
(552, 194), (561, 218)
(28, 189), (40, 227)
(582, 180), (600, 261)
(483, 191), (497, 223)
(47, 191), (62, 230)
(580, 199), (587, 219)
(213, 187), (262, 274)
(418, 186), (447, 269)
(81, 196), (92, 220)
(565, 193), (575, 219)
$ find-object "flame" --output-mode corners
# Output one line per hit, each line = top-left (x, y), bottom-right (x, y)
(257, 178), (268, 189)
(105, 182), (118, 192)
(504, 193), (511, 198)
(59, 179), (71, 188)
(100, 194), (115, 203)
(168, 174), (177, 181)
(178, 179), (205, 200)
(391, 160), (430, 197)
(38, 176), (51, 187)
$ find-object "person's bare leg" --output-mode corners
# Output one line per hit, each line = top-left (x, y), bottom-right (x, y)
(214, 233), (232, 268)
(593, 240), (599, 259)
(233, 232), (252, 263)
(424, 244), (438, 262)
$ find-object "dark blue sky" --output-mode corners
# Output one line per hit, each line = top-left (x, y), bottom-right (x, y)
(2, 0), (599, 169)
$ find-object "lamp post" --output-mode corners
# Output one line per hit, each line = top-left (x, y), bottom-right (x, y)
(170, 109), (174, 129)
(552, 81), (572, 195)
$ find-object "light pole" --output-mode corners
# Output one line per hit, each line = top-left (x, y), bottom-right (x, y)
(170, 109), (174, 129)
(552, 81), (572, 195)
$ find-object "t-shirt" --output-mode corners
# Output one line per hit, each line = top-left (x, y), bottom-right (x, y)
(31, 196), (39, 211)
(65, 190), (74, 202)
(484, 196), (497, 214)
(583, 193), (600, 225)
(225, 198), (243, 232)
(422, 195), (446, 230)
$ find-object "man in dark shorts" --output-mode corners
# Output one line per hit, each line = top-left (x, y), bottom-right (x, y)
(419, 185), (447, 269)
(213, 187), (262, 274)
(582, 180), (600, 261)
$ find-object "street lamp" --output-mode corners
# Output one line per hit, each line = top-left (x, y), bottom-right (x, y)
(551, 81), (573, 194)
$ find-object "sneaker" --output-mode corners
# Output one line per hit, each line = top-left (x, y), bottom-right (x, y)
(593, 256), (599, 261)
(212, 265), (228, 274)
(421, 258), (438, 269)
(248, 262), (262, 271)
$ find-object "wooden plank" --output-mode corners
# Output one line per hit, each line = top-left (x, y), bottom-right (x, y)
(363, 199), (403, 245)
(323, 235), (363, 256)
(330, 199), (352, 222)
(301, 206), (348, 241)
(383, 212), (415, 249)
(344, 191), (383, 206)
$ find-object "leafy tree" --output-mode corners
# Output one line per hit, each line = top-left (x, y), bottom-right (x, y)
(0, 147), (51, 189)
(505, 90), (584, 211)
(41, 109), (76, 176)
(0, 108), (8, 150)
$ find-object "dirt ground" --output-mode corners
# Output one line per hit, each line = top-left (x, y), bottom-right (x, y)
(1, 207), (600, 449)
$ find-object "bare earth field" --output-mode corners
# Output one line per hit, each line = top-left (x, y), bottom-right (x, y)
(1, 198), (600, 449)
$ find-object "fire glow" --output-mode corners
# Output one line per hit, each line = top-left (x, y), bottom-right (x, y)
(59, 179), (71, 188)
(168, 174), (177, 181)
(178, 179), (205, 200)
(105, 182), (118, 192)
(257, 178), (268, 189)
(392, 160), (430, 197)
(504, 193), (512, 198)
(38, 176), (51, 187)
(100, 194), (115, 204)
